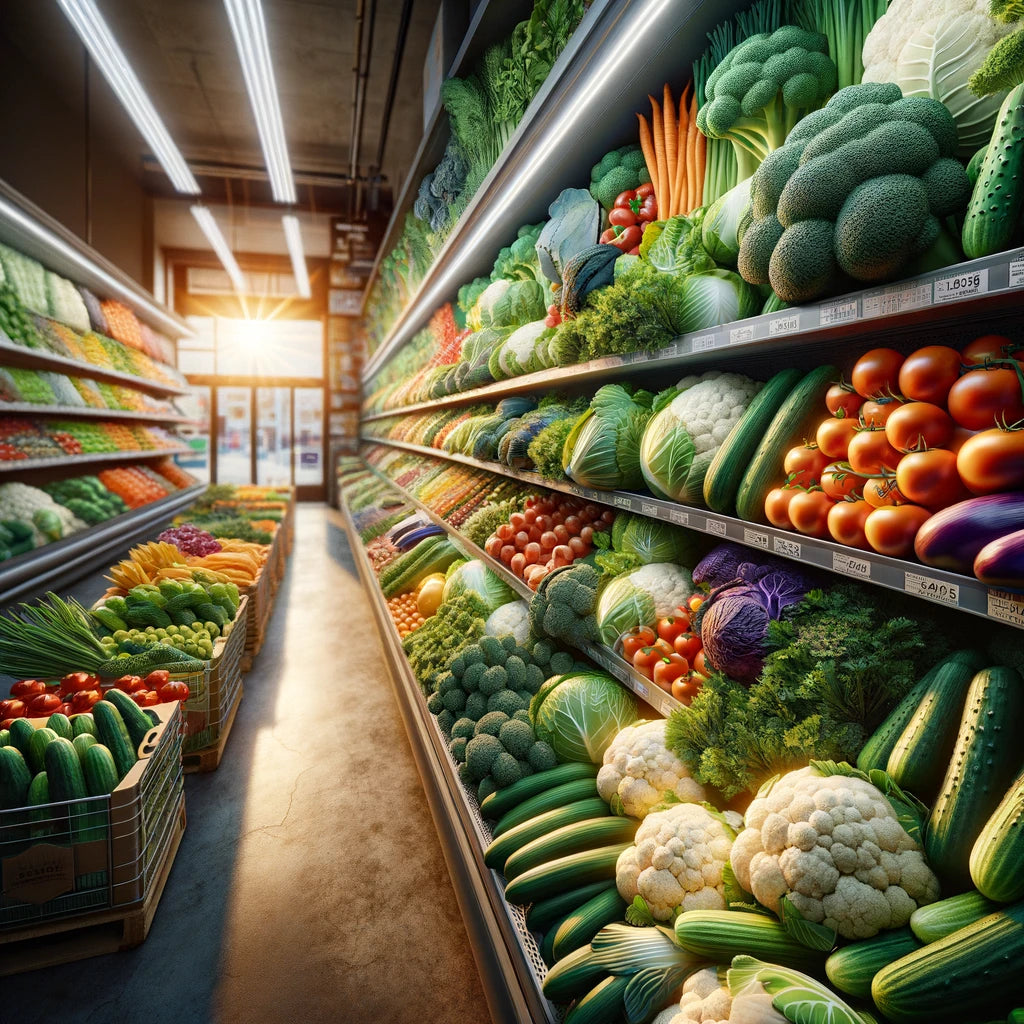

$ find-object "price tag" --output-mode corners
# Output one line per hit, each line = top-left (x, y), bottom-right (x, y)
(743, 528), (770, 550)
(706, 518), (728, 537)
(633, 681), (649, 699)
(934, 268), (988, 303)
(769, 313), (801, 336)
(660, 698), (675, 717)
(568, 484), (583, 496)
(730, 325), (755, 345)
(668, 509), (689, 527)
(691, 333), (717, 352)
(640, 502), (659, 517)
(1009, 257), (1024, 289)
(988, 589), (1024, 628)
(820, 299), (858, 326)
(832, 551), (872, 579)
(613, 494), (633, 510)
(773, 536), (802, 559)
(904, 571), (960, 607)
(862, 281), (932, 318)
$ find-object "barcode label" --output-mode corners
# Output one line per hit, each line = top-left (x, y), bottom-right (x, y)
(934, 268), (988, 303)
(691, 333), (717, 352)
(640, 503), (659, 516)
(769, 313), (800, 336)
(820, 299), (858, 326)
(988, 589), (1024, 628)
(633, 681), (649, 699)
(904, 571), (959, 607)
(1009, 258), (1024, 289)
(730, 325), (755, 345)
(773, 536), (802, 558)
(744, 528), (770, 550)
(863, 281), (932, 317)
(832, 551), (871, 579)
(613, 495), (633, 509)
(706, 518), (727, 537)
(668, 509), (689, 526)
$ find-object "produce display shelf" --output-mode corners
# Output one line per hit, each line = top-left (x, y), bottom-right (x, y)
(363, 437), (1024, 633)
(0, 446), (191, 474)
(1, 403), (194, 425)
(0, 482), (204, 606)
(362, 459), (683, 718)
(338, 497), (558, 1024)
(361, 245), (1024, 421)
(0, 335), (189, 398)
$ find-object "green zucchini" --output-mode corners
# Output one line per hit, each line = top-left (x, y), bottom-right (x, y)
(104, 688), (158, 749)
(885, 649), (986, 802)
(962, 84), (1024, 260)
(26, 727), (58, 776)
(971, 765), (1024, 903)
(504, 817), (638, 881)
(7, 718), (35, 759)
(735, 364), (837, 523)
(910, 890), (1000, 944)
(526, 881), (618, 934)
(551, 887), (628, 962)
(704, 367), (803, 515)
(675, 908), (826, 972)
(492, 777), (601, 838)
(484, 797), (610, 871)
(541, 945), (609, 1002)
(563, 974), (629, 1024)
(0, 745), (32, 810)
(504, 844), (630, 905)
(825, 927), (921, 999)
(71, 714), (96, 738)
(45, 712), (73, 740)
(480, 761), (599, 821)
(91, 700), (137, 781)
(926, 666), (1024, 890)
(873, 902), (1024, 1023)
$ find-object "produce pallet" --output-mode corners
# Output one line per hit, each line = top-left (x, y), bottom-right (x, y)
(182, 682), (243, 774)
(0, 795), (186, 977)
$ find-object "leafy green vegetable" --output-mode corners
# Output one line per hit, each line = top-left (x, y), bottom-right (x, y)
(535, 188), (601, 283)
(442, 559), (518, 613)
(527, 416), (577, 480)
(644, 214), (716, 275)
(403, 591), (490, 693)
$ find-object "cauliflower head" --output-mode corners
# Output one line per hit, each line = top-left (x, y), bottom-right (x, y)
(597, 719), (707, 818)
(616, 802), (743, 922)
(730, 766), (941, 940)
(666, 371), (763, 456)
(652, 966), (787, 1024)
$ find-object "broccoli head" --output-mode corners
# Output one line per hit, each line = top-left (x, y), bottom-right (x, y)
(465, 733), (504, 781)
(590, 145), (652, 211)
(527, 740), (558, 773)
(475, 711), (510, 737)
(697, 25), (837, 181)
(490, 751), (523, 788)
(464, 691), (489, 721)
(487, 688), (527, 716)
(739, 82), (971, 303)
(528, 562), (602, 646)
(969, 28), (1024, 97)
(499, 717), (535, 760)
(449, 736), (468, 762)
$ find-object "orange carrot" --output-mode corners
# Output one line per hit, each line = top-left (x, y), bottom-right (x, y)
(685, 89), (699, 213)
(673, 82), (692, 218)
(692, 91), (706, 209)
(663, 84), (677, 217)
(650, 95), (669, 217)
(636, 113), (659, 204)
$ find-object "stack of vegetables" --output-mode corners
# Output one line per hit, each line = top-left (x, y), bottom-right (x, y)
(0, 481), (88, 552)
(42, 475), (127, 525)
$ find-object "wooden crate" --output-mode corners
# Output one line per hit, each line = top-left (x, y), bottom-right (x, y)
(240, 567), (273, 671)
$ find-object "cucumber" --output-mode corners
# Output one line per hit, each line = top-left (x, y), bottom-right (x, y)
(540, 907), (569, 966)
(541, 945), (609, 1003)
(81, 744), (119, 797)
(492, 777), (601, 838)
(910, 890), (1000, 944)
(704, 367), (803, 515)
(504, 816), (638, 881)
(484, 798), (611, 871)
(0, 745), (32, 810)
(735, 364), (837, 523)
(873, 902), (1024, 1023)
(825, 927), (921, 999)
(962, 84), (1024, 260)
(885, 649), (987, 801)
(7, 718), (35, 759)
(926, 666), (1024, 890)
(27, 771), (55, 838)
(72, 732), (99, 764)
(505, 844), (630, 905)
(44, 737), (88, 803)
(480, 762), (599, 821)
(45, 713), (73, 740)
(91, 700), (138, 780)
(26, 727), (58, 776)
(563, 974), (629, 1024)
(551, 887), (628, 962)
(971, 765), (1024, 903)
(526, 881), (619, 934)
(104, 688), (158, 749)
(0, 729), (8, 747)
(71, 714), (96, 738)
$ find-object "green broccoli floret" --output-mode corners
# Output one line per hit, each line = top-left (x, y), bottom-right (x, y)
(458, 762), (474, 788)
(461, 644), (485, 667)
(549, 651), (575, 676)
(514, 689), (532, 706)
(589, 145), (652, 211)
(426, 691), (445, 715)
(513, 709), (533, 725)
(437, 710), (456, 738)
(504, 655), (528, 689)
(531, 639), (553, 665)
(529, 563), (603, 646)
(516, 759), (535, 779)
(461, 662), (485, 692)
(523, 662), (546, 694)
(475, 711), (510, 737)
(969, 28), (1024, 96)
(448, 654), (467, 678)
(478, 635), (506, 666)
(488, 689), (526, 716)
(499, 717), (535, 759)
(527, 740), (558, 773)
(465, 733), (504, 781)
(479, 664), (509, 696)
(449, 736), (468, 762)
(464, 691), (489, 720)
(440, 688), (468, 715)
(451, 717), (476, 740)
(490, 751), (523, 789)
(477, 776), (498, 803)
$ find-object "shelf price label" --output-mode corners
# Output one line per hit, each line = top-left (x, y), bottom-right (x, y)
(934, 268), (988, 303)
(567, 483), (583, 496)
(613, 494), (634, 510)
(988, 589), (1024, 628)
(820, 299), (858, 326)
(659, 698), (676, 716)
(832, 551), (871, 579)
(633, 681), (649, 699)
(1010, 257), (1024, 289)
(863, 281), (932, 318)
(904, 571), (960, 607)
(773, 536), (802, 559)
(730, 324), (755, 345)
(769, 313), (801, 336)
(705, 518), (728, 538)
(668, 509), (689, 527)
(743, 528), (770, 550)
(640, 502), (659, 517)
(691, 333), (717, 352)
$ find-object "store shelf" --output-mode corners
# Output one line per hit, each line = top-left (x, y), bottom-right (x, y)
(0, 447), (191, 474)
(0, 483), (204, 605)
(363, 436), (1024, 633)
(338, 495), (558, 1024)
(0, 179), (192, 340)
(1, 403), (193, 425)
(0, 335), (189, 398)
(361, 246), (1024, 420)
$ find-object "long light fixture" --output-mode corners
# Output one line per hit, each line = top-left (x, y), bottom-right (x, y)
(191, 206), (246, 293)
(57, 0), (199, 195)
(223, 0), (296, 204)
(281, 215), (311, 299)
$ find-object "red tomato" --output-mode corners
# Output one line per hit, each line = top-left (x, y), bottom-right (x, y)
(956, 428), (1024, 494)
(0, 699), (27, 719)
(671, 675), (704, 705)
(898, 346), (963, 405)
(895, 449), (970, 508)
(820, 463), (867, 501)
(673, 632), (703, 663)
(499, 544), (516, 565)
(158, 681), (190, 702)
(947, 367), (1024, 431)
(510, 552), (527, 577)
(621, 626), (657, 660)
(608, 206), (637, 227)
(483, 535), (502, 558)
(132, 690), (160, 708)
(864, 505), (931, 558)
(113, 675), (143, 693)
(851, 348), (904, 398)
(787, 489), (835, 538)
(10, 679), (47, 699)
(59, 671), (98, 697)
(847, 428), (903, 476)
(656, 616), (690, 645)
(69, 689), (103, 712)
(764, 486), (798, 529)
(863, 476), (908, 508)
(827, 499), (873, 550)
(653, 654), (690, 691)
(816, 416), (859, 460)
(509, 512), (526, 530)
(632, 641), (674, 679)
(884, 402), (954, 453)
(960, 334), (1021, 367)
(27, 692), (62, 716)
(783, 444), (831, 486)
(825, 384), (865, 418)
(860, 399), (903, 428)
(495, 523), (514, 542)
(692, 649), (708, 677)
(947, 426), (978, 454)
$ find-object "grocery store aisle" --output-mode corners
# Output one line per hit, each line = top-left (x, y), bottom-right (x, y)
(0, 504), (490, 1024)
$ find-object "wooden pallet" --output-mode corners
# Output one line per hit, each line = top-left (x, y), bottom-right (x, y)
(182, 682), (243, 774)
(0, 798), (186, 976)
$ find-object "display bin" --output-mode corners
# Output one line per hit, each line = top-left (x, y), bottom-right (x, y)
(241, 566), (273, 670)
(283, 492), (295, 554)
(269, 525), (286, 589)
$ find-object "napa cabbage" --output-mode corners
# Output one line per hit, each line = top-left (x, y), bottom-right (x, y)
(442, 559), (518, 613)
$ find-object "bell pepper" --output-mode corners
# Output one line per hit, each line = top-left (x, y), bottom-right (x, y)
(608, 184), (658, 228)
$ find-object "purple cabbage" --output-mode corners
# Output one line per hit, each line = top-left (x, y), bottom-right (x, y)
(692, 543), (750, 588)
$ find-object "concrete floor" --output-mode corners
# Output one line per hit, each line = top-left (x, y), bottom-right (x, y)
(0, 504), (491, 1024)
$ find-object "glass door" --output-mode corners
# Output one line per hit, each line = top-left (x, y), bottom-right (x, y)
(294, 388), (324, 492)
(256, 387), (292, 487)
(215, 387), (253, 485)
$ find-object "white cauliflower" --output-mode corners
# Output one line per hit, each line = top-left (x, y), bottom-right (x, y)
(668, 372), (763, 456)
(652, 966), (786, 1024)
(597, 719), (706, 819)
(616, 802), (743, 922)
(730, 766), (940, 940)
(483, 600), (530, 645)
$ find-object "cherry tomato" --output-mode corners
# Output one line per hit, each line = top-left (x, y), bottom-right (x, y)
(671, 674), (704, 705)
(860, 399), (903, 428)
(510, 552), (527, 577)
(608, 207), (637, 227)
(895, 449), (970, 508)
(159, 681), (191, 702)
(825, 384), (865, 418)
(10, 679), (48, 699)
(787, 489), (835, 538)
(688, 595), (704, 613)
(816, 416), (859, 460)
(898, 345), (963, 405)
(820, 463), (867, 501)
(884, 402), (954, 453)
(635, 182), (655, 199)
(483, 535), (502, 558)
(0, 699), (27, 719)
(653, 654), (690, 691)
(765, 486), (798, 529)
(827, 499), (873, 550)
(656, 616), (690, 645)
(670, 609), (691, 631)
(956, 428), (1024, 495)
(621, 626), (657, 660)
(864, 505), (931, 558)
(27, 692), (62, 716)
(863, 476), (908, 508)
(848, 427), (903, 476)
(632, 642), (674, 679)
(960, 334), (1021, 367)
(947, 367), (1024, 431)
(851, 348), (904, 398)
(783, 444), (831, 486)
(692, 650), (708, 678)
(947, 426), (978, 454)
(673, 632), (703, 663)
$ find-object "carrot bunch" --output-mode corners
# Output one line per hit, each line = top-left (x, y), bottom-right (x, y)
(636, 82), (706, 219)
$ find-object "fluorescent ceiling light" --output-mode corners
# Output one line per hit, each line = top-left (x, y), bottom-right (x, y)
(191, 206), (246, 293)
(57, 0), (199, 195)
(224, 0), (296, 204)
(281, 215), (311, 299)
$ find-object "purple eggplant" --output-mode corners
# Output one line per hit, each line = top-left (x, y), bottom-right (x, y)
(975, 529), (1024, 588)
(914, 493), (1024, 574)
